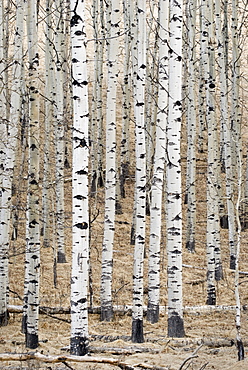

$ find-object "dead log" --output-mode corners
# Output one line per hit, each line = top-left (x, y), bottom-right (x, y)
(0, 351), (167, 370)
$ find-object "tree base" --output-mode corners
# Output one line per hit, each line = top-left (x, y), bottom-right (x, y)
(215, 262), (223, 281)
(206, 289), (216, 305)
(237, 339), (245, 361)
(26, 333), (39, 349)
(115, 200), (123, 215)
(100, 306), (113, 322)
(70, 336), (88, 356)
(0, 311), (9, 326)
(147, 303), (159, 324)
(57, 251), (66, 263)
(186, 240), (195, 253)
(168, 313), (185, 338)
(132, 318), (144, 343)
(21, 314), (27, 334)
(220, 215), (228, 229)
(230, 255), (236, 270)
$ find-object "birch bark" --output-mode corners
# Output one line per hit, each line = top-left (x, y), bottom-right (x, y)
(132, 0), (146, 343)
(54, 0), (66, 263)
(147, 0), (169, 324)
(23, 0), (40, 349)
(166, 0), (185, 338)
(100, 0), (120, 322)
(0, 0), (8, 327)
(185, 0), (196, 253)
(70, 0), (90, 356)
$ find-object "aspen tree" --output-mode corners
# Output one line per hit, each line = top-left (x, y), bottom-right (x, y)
(132, 0), (146, 343)
(166, 0), (185, 338)
(147, 0), (169, 324)
(91, 0), (103, 194)
(235, 151), (244, 360)
(54, 0), (66, 263)
(41, 0), (54, 248)
(120, 0), (131, 198)
(100, 0), (120, 322)
(70, 0), (90, 356)
(0, 0), (8, 327)
(185, 0), (197, 253)
(23, 0), (40, 349)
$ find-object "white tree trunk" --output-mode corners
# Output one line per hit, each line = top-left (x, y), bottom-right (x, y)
(185, 0), (197, 253)
(132, 0), (146, 343)
(23, 0), (40, 349)
(70, 0), (90, 356)
(100, 0), (120, 322)
(166, 0), (185, 338)
(147, 0), (169, 324)
(41, 0), (54, 248)
(54, 0), (66, 263)
(0, 0), (9, 327)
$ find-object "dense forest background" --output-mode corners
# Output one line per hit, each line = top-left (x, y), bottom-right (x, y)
(1, 0), (248, 368)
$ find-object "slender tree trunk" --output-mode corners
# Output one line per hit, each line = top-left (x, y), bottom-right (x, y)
(41, 0), (54, 248)
(70, 0), (90, 356)
(185, 0), (197, 253)
(132, 0), (146, 343)
(100, 0), (120, 322)
(54, 0), (66, 263)
(166, 0), (185, 338)
(0, 0), (9, 327)
(23, 0), (40, 349)
(147, 0), (169, 324)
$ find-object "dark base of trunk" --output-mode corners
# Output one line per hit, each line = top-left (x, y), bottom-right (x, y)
(186, 240), (195, 253)
(168, 313), (185, 338)
(70, 336), (88, 356)
(168, 315), (185, 338)
(215, 262), (223, 281)
(237, 339), (245, 361)
(115, 200), (123, 215)
(206, 289), (216, 305)
(147, 303), (159, 324)
(57, 251), (66, 263)
(230, 255), (236, 270)
(130, 224), (135, 245)
(100, 306), (114, 322)
(0, 311), (9, 326)
(132, 318), (144, 343)
(26, 333), (39, 349)
(220, 215), (229, 229)
(184, 193), (188, 205)
(21, 314), (27, 334)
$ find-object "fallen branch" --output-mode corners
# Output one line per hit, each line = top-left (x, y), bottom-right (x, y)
(0, 351), (167, 370)
(178, 344), (203, 370)
(7, 304), (247, 316)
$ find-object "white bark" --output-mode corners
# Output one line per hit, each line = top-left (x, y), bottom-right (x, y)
(147, 0), (169, 324)
(54, 0), (66, 263)
(100, 0), (120, 322)
(41, 0), (54, 248)
(70, 0), (90, 356)
(0, 0), (9, 327)
(166, 0), (185, 338)
(23, 0), (40, 349)
(185, 0), (197, 253)
(132, 0), (146, 343)
(120, 0), (131, 198)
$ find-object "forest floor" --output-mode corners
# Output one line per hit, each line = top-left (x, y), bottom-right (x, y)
(1, 150), (248, 370)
